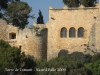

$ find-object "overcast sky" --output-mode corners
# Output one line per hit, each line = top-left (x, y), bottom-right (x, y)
(21, 0), (64, 27)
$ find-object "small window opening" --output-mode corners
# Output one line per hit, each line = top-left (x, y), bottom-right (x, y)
(9, 33), (16, 39)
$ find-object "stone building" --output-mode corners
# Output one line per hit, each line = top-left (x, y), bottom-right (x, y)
(0, 3), (100, 60)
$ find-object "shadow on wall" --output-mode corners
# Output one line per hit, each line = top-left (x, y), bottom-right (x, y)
(58, 49), (69, 56)
(58, 49), (92, 63)
(41, 28), (48, 60)
(26, 54), (35, 60)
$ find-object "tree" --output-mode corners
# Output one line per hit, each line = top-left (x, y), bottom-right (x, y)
(37, 10), (44, 24)
(0, 0), (11, 18)
(91, 53), (100, 62)
(84, 53), (100, 75)
(62, 0), (80, 7)
(62, 0), (96, 7)
(4, 1), (34, 29)
(0, 0), (20, 18)
(36, 56), (92, 75)
(85, 60), (100, 75)
(0, 40), (36, 75)
(81, 0), (96, 7)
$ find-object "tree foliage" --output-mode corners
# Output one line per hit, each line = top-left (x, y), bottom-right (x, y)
(37, 10), (44, 24)
(0, 40), (36, 75)
(85, 60), (100, 75)
(62, 0), (96, 7)
(4, 1), (33, 29)
(91, 53), (100, 62)
(63, 0), (80, 7)
(0, 0), (10, 10)
(81, 0), (96, 7)
(0, 0), (20, 18)
(0, 0), (34, 28)
(84, 53), (100, 75)
(36, 56), (92, 75)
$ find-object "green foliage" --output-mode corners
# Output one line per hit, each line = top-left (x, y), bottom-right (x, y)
(0, 40), (36, 75)
(0, 0), (20, 9)
(84, 53), (100, 75)
(0, 0), (20, 18)
(0, 0), (10, 10)
(36, 59), (48, 75)
(36, 56), (91, 75)
(91, 53), (100, 62)
(62, 0), (96, 7)
(4, 1), (33, 29)
(85, 60), (100, 75)
(0, 0), (34, 28)
(81, 0), (96, 7)
(0, 40), (19, 73)
(63, 0), (80, 7)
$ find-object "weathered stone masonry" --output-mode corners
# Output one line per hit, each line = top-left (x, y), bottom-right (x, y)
(0, 4), (100, 60)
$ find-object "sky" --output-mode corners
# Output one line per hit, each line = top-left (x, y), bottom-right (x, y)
(21, 0), (64, 27)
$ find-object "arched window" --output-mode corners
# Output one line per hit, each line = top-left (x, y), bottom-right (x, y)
(78, 27), (84, 37)
(69, 27), (76, 37)
(60, 27), (67, 38)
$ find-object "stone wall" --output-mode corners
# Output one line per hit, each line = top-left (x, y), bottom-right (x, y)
(1, 4), (100, 61)
(0, 19), (18, 47)
(0, 19), (8, 40)
(16, 23), (47, 60)
(47, 5), (100, 60)
(95, 13), (100, 52)
(17, 28), (42, 59)
(0, 19), (47, 60)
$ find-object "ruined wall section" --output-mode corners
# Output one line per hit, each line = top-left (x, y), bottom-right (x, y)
(0, 19), (8, 40)
(0, 19), (47, 60)
(17, 28), (42, 59)
(34, 23), (47, 59)
(47, 5), (99, 60)
(17, 24), (47, 60)
(7, 25), (18, 46)
(0, 19), (18, 47)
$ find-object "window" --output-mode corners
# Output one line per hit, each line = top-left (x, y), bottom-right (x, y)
(69, 27), (76, 37)
(9, 33), (16, 39)
(78, 27), (84, 37)
(61, 27), (67, 38)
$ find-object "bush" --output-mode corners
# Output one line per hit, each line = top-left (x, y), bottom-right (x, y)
(0, 40), (36, 75)
(91, 53), (100, 62)
(36, 56), (92, 75)
(85, 60), (100, 75)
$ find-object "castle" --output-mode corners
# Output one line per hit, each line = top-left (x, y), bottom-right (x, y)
(1, 3), (100, 61)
